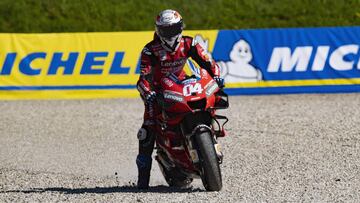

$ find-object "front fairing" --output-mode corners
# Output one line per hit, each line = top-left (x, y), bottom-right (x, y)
(158, 69), (219, 122)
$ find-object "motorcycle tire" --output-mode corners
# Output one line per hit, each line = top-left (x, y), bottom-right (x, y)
(195, 130), (222, 191)
(156, 153), (193, 189)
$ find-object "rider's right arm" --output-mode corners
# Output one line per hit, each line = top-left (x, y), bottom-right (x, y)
(137, 46), (155, 99)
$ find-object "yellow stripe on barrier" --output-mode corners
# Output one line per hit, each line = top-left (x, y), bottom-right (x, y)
(225, 78), (360, 88)
(0, 31), (219, 100)
(0, 89), (139, 100)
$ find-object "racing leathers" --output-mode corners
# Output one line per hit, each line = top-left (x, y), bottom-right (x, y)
(136, 34), (220, 189)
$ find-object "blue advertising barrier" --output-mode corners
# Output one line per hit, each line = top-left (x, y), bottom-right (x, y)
(207, 26), (360, 95)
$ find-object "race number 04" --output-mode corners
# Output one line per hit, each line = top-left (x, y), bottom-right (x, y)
(183, 83), (203, 96)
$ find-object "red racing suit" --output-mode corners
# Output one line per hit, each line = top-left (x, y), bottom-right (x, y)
(137, 34), (220, 124)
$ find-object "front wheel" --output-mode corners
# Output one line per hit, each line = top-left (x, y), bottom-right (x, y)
(195, 130), (222, 191)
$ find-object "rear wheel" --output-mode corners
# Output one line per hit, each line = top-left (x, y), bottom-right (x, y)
(195, 130), (222, 191)
(156, 153), (193, 189)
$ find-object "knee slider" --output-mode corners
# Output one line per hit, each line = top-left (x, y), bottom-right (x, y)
(137, 127), (147, 141)
(138, 127), (155, 148)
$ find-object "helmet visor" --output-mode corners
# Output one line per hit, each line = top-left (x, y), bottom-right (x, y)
(157, 21), (183, 39)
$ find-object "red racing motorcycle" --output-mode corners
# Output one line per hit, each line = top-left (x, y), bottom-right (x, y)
(154, 68), (229, 191)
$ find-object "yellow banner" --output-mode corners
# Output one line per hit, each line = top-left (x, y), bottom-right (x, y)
(0, 31), (218, 100)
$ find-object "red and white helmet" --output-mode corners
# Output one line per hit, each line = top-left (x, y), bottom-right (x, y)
(155, 9), (184, 52)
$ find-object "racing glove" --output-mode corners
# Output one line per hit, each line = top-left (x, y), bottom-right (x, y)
(213, 76), (225, 88)
(145, 91), (157, 105)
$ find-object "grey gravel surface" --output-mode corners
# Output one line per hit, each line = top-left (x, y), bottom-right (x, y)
(0, 94), (359, 202)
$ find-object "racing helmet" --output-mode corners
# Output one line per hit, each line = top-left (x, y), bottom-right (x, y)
(155, 9), (184, 52)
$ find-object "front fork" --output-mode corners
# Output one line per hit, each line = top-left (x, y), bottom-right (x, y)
(183, 124), (223, 165)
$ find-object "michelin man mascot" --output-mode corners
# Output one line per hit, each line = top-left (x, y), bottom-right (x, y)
(217, 39), (262, 83)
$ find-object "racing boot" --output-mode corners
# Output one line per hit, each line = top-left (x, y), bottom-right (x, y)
(136, 126), (156, 189)
(136, 154), (152, 189)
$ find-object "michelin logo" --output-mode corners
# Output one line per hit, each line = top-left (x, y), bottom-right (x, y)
(194, 35), (262, 83)
(0, 52), (131, 76)
(267, 45), (360, 72)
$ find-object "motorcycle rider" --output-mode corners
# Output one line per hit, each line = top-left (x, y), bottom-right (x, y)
(136, 9), (224, 189)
